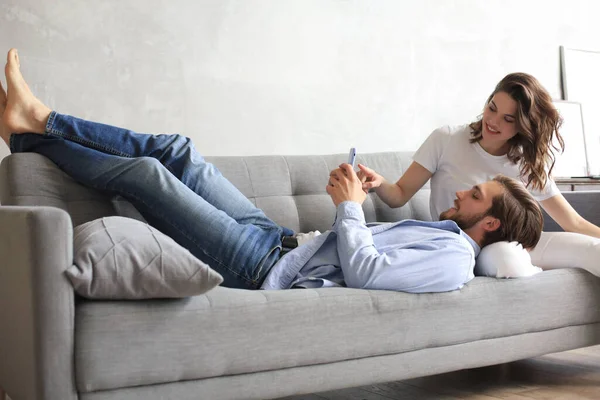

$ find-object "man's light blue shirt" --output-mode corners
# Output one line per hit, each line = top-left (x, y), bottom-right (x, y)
(261, 201), (480, 293)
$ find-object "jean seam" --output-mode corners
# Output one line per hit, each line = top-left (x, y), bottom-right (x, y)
(45, 110), (57, 132)
(45, 113), (131, 157)
(252, 243), (282, 287)
(47, 113), (180, 175)
(49, 130), (132, 158)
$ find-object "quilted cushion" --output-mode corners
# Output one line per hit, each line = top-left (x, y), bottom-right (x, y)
(66, 216), (223, 299)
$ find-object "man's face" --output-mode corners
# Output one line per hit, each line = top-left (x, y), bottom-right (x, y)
(439, 181), (504, 230)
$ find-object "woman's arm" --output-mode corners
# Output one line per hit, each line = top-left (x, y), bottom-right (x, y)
(540, 193), (600, 238)
(357, 161), (433, 208)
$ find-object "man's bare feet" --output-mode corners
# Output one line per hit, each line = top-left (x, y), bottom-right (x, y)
(0, 48), (52, 146)
(0, 80), (8, 145)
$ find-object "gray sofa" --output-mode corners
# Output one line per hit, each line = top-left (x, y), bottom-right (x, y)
(1, 151), (600, 400)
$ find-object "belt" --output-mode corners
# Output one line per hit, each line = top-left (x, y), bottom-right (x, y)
(281, 235), (299, 256)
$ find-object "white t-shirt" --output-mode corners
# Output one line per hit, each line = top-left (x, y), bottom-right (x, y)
(413, 125), (560, 220)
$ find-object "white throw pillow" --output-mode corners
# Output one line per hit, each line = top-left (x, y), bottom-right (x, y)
(529, 231), (600, 277)
(475, 241), (542, 278)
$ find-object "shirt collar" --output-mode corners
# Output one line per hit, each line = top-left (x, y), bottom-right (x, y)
(434, 219), (481, 257)
(458, 229), (481, 257)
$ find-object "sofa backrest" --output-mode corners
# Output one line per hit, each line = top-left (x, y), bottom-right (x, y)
(0, 152), (432, 231)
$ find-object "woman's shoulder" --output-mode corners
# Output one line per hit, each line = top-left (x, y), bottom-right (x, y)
(429, 124), (472, 142)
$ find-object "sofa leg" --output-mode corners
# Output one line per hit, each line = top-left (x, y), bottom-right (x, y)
(0, 386), (5, 400)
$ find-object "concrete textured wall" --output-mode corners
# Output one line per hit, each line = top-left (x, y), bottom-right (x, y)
(1, 0), (599, 161)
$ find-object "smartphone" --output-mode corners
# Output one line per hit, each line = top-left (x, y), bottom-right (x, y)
(348, 147), (357, 168)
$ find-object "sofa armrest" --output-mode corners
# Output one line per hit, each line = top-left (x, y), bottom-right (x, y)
(0, 206), (77, 400)
(543, 191), (600, 232)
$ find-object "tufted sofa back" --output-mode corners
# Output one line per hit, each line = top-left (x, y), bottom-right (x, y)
(0, 152), (432, 231)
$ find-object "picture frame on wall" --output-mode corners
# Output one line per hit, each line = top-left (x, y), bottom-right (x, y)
(551, 100), (588, 178)
(560, 46), (600, 175)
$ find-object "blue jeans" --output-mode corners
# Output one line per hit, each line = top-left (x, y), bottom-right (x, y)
(10, 111), (293, 289)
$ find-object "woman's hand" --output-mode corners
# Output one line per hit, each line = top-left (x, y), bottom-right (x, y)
(357, 164), (385, 193)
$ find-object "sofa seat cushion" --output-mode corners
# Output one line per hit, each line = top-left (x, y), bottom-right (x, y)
(75, 268), (600, 393)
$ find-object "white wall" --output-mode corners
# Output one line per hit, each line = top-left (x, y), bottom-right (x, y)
(1, 0), (599, 161)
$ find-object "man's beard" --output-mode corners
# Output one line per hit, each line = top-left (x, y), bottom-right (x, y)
(440, 210), (487, 231)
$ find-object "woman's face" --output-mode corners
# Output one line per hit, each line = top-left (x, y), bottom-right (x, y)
(481, 91), (519, 144)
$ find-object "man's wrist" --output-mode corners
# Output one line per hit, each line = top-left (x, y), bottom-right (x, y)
(336, 201), (366, 221)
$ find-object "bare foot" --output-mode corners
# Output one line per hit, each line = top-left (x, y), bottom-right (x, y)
(0, 80), (8, 145)
(1, 49), (52, 144)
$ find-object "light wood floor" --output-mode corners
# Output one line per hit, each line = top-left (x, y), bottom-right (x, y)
(280, 345), (600, 400)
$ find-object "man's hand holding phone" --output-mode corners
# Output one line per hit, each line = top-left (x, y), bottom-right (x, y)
(326, 148), (366, 206)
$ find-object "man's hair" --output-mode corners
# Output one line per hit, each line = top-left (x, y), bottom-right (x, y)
(482, 174), (543, 249)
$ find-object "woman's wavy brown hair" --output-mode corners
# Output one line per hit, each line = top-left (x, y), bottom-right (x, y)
(469, 73), (564, 191)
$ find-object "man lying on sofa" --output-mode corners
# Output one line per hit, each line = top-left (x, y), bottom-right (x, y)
(0, 48), (543, 293)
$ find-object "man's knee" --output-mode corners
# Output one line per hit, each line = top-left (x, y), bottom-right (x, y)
(135, 156), (162, 166)
(120, 157), (165, 180)
(169, 134), (195, 153)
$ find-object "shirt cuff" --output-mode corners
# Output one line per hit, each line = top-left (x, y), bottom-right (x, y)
(334, 201), (366, 229)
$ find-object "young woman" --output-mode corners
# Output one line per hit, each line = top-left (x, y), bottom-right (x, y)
(357, 72), (600, 274)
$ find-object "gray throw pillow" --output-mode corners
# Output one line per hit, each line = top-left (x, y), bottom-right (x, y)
(66, 216), (223, 299)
